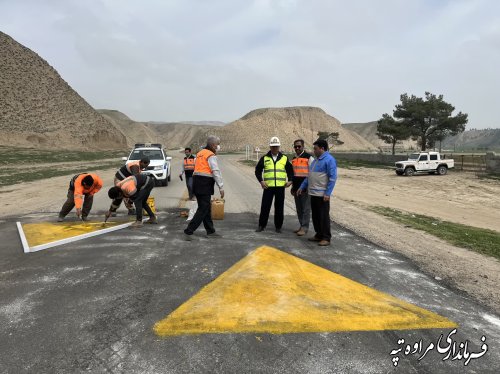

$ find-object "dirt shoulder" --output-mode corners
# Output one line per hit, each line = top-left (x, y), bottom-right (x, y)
(0, 167), (118, 217)
(332, 167), (500, 315)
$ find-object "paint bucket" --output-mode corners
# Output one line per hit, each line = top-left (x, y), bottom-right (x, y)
(211, 199), (224, 220)
(143, 196), (156, 215)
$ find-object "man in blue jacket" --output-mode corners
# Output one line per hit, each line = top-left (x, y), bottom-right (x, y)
(297, 139), (337, 246)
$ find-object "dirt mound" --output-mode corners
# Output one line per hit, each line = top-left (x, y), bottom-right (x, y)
(201, 107), (376, 152)
(0, 32), (127, 150)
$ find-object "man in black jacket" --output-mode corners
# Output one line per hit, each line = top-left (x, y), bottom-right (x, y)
(254, 137), (294, 233)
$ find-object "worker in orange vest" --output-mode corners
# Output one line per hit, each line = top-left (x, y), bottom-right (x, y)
(106, 174), (156, 227)
(183, 136), (224, 240)
(113, 157), (150, 215)
(290, 139), (314, 236)
(179, 147), (196, 200)
(58, 173), (103, 222)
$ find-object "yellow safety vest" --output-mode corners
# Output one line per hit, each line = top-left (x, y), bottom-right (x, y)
(263, 155), (288, 187)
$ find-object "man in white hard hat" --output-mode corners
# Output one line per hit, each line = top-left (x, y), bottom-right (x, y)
(254, 136), (294, 233)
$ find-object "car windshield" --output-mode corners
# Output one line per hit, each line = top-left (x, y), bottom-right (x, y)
(129, 149), (164, 160)
(408, 153), (420, 160)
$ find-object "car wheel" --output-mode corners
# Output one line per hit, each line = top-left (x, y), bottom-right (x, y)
(396, 170), (404, 176)
(168, 174), (171, 182)
(161, 178), (168, 187)
(437, 166), (448, 175)
(404, 167), (415, 176)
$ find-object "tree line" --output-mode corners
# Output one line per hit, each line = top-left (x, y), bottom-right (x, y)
(377, 92), (468, 154)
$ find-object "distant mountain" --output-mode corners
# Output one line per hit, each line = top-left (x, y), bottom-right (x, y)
(441, 129), (500, 151)
(98, 110), (217, 149)
(147, 121), (226, 127)
(0, 32), (127, 150)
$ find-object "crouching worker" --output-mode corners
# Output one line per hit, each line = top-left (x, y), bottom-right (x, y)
(58, 173), (103, 222)
(113, 157), (150, 216)
(106, 174), (157, 227)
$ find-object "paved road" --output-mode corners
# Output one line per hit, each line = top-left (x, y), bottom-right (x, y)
(0, 154), (499, 373)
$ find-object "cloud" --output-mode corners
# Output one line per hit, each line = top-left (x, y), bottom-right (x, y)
(1, 0), (499, 128)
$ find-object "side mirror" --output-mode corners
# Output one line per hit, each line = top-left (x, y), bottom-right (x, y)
(121, 157), (128, 161)
(166, 156), (172, 161)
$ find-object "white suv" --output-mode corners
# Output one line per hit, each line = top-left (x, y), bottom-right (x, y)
(122, 143), (172, 186)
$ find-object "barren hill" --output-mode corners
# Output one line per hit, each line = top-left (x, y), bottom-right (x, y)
(441, 128), (500, 151)
(0, 32), (127, 150)
(201, 107), (376, 152)
(98, 109), (216, 149)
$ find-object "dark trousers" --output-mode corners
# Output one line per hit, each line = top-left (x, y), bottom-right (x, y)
(133, 179), (155, 221)
(310, 196), (331, 241)
(258, 187), (285, 229)
(59, 190), (93, 218)
(294, 192), (311, 230)
(184, 194), (215, 235)
(185, 174), (194, 200)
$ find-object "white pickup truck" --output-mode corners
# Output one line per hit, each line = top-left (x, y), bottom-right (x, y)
(395, 152), (454, 176)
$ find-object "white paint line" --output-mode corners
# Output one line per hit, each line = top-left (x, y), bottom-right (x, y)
(16, 222), (30, 254)
(483, 314), (500, 329)
(22, 222), (134, 253)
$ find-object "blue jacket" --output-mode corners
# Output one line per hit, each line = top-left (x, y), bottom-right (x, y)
(299, 152), (337, 197)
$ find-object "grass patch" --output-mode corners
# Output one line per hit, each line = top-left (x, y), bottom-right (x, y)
(0, 146), (126, 165)
(335, 158), (392, 169)
(370, 206), (500, 259)
(0, 161), (121, 187)
(478, 173), (500, 182)
(238, 159), (257, 167)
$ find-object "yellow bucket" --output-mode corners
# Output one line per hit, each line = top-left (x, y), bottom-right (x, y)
(143, 196), (156, 215)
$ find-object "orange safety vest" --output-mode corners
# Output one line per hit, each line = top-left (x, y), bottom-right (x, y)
(183, 156), (195, 171)
(117, 176), (138, 198)
(72, 173), (103, 209)
(292, 155), (310, 177)
(126, 161), (141, 173)
(116, 161), (141, 180)
(193, 149), (215, 177)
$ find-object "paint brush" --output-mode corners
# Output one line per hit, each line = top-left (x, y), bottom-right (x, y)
(102, 212), (110, 227)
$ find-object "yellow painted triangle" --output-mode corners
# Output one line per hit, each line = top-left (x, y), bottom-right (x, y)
(22, 221), (124, 247)
(154, 246), (456, 336)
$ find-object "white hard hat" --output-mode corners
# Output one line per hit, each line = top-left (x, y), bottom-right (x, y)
(269, 136), (281, 147)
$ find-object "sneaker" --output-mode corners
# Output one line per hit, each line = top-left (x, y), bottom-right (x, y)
(130, 221), (143, 228)
(206, 231), (222, 238)
(183, 233), (193, 241)
(308, 236), (321, 242)
(275, 228), (282, 233)
(57, 216), (64, 222)
(318, 240), (330, 246)
(145, 216), (158, 224)
(255, 226), (265, 232)
(293, 228), (301, 233)
(296, 229), (307, 236)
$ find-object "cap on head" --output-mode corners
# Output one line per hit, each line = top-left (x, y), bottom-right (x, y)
(269, 136), (281, 147)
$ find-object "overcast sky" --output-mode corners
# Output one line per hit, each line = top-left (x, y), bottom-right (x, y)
(1, 0), (499, 128)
